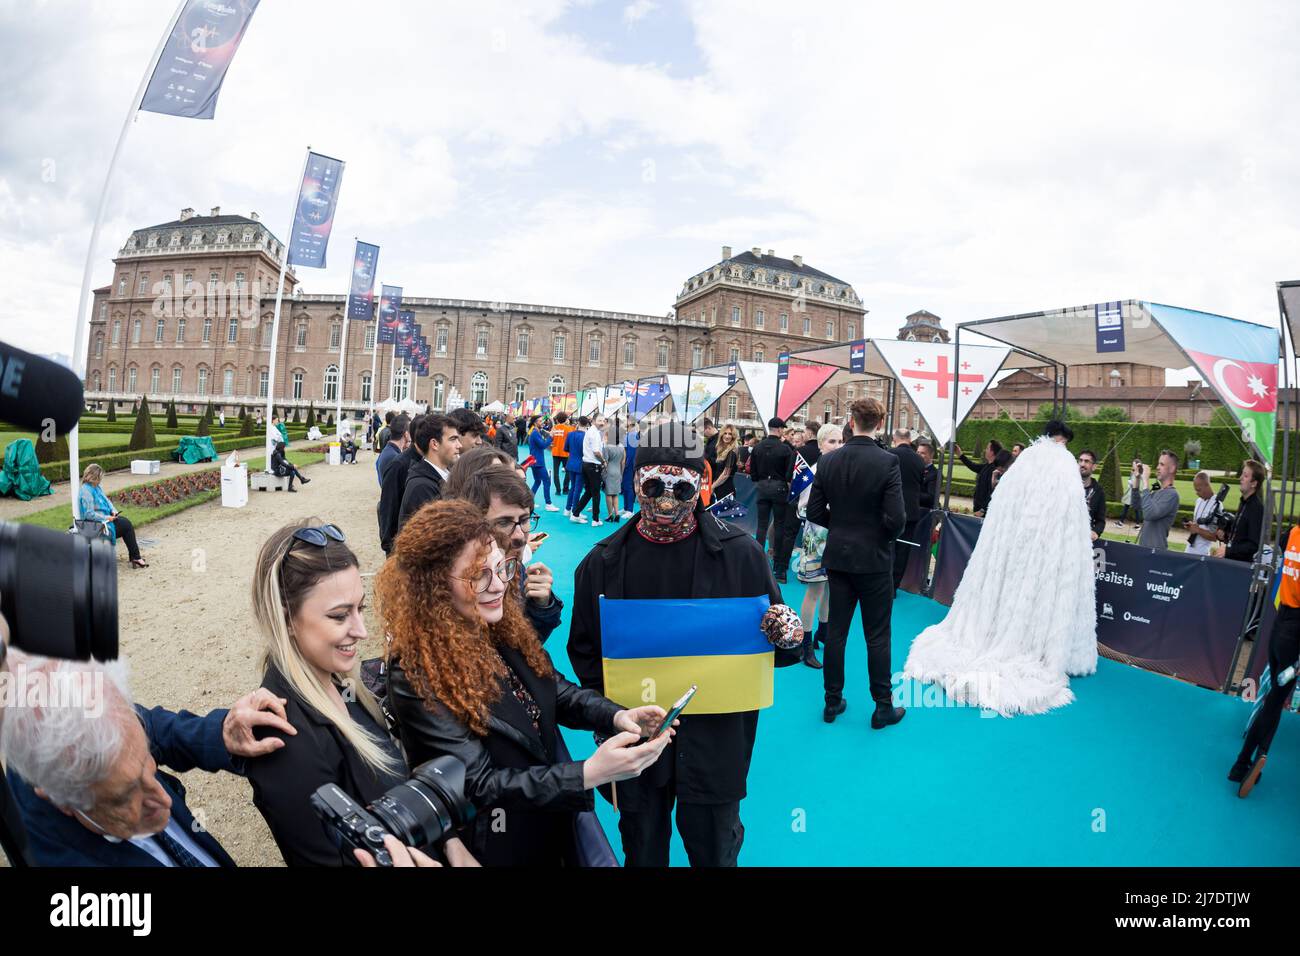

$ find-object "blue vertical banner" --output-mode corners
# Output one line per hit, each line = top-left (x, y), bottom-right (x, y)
(140, 0), (261, 119)
(346, 241), (380, 321)
(728, 363), (738, 386)
(1095, 301), (1125, 353)
(777, 351), (790, 380)
(377, 286), (403, 344)
(394, 311), (416, 359)
(286, 151), (345, 269)
(849, 339), (867, 373)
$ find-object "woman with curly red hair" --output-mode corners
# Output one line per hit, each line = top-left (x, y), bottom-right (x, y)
(378, 498), (675, 865)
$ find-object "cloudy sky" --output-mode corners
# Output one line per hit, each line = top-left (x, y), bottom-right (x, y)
(2, 0), (1298, 364)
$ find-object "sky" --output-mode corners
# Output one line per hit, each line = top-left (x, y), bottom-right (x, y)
(1, 0), (1298, 367)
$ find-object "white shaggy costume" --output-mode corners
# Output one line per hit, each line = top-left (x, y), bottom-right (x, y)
(904, 437), (1097, 715)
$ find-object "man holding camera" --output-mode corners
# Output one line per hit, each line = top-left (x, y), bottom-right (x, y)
(1216, 460), (1265, 562)
(1184, 471), (1222, 556)
(1137, 450), (1180, 551)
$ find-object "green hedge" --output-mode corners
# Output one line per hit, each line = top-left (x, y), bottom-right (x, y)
(37, 429), (309, 483)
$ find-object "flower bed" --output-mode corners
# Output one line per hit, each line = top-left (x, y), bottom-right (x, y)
(114, 469), (222, 508)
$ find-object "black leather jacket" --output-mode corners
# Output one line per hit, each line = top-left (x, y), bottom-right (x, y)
(386, 645), (622, 865)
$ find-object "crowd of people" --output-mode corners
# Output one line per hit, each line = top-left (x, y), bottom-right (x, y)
(4, 396), (1285, 870)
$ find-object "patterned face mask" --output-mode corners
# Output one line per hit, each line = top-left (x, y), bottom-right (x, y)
(635, 464), (700, 537)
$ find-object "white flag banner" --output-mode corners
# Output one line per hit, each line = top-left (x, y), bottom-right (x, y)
(873, 339), (1010, 445)
(601, 389), (628, 418)
(666, 374), (732, 424)
(579, 390), (601, 416)
(738, 362), (780, 432)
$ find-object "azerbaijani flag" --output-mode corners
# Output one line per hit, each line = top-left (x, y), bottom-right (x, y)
(599, 596), (774, 714)
(1146, 303), (1280, 465)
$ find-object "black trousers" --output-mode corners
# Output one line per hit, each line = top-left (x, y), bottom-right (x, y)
(824, 568), (894, 707)
(892, 517), (922, 592)
(755, 479), (791, 570)
(617, 789), (744, 867)
(553, 456), (568, 493)
(113, 515), (141, 561)
(1240, 605), (1300, 761)
(573, 463), (603, 521)
(780, 501), (802, 565)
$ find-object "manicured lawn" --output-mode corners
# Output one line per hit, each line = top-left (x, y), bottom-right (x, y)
(0, 430), (127, 458)
(14, 450), (323, 532)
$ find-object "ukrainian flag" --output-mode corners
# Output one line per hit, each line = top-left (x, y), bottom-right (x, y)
(599, 596), (774, 714)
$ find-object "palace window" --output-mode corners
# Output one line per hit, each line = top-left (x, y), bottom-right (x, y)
(517, 330), (530, 359)
(514, 381), (527, 403)
(132, 319), (141, 344)
(802, 316), (811, 335)
(657, 342), (669, 368)
(549, 375), (565, 396)
(360, 373), (372, 403)
(471, 371), (488, 405)
(172, 368), (182, 394)
(202, 317), (212, 342)
(731, 306), (741, 326)
(432, 377), (445, 409)
(155, 319), (165, 343)
(727, 396), (737, 419)
(755, 309), (765, 329)
(223, 369), (234, 395)
(111, 320), (121, 344)
(117, 276), (127, 296)
(296, 323), (307, 348)
(150, 367), (160, 393)
(176, 318), (186, 343)
(197, 367), (208, 394)
(258, 370), (268, 397)
(292, 371), (304, 399)
(623, 339), (636, 367)
(330, 324), (341, 350)
(137, 274), (149, 295)
(436, 327), (448, 354)
(393, 367), (410, 402)
(108, 366), (117, 391)
(691, 344), (702, 368)
(94, 334), (104, 358)
(588, 336), (601, 364)
(365, 324), (376, 350)
(826, 319), (835, 339)
(228, 318), (239, 343)
(780, 312), (789, 331)
(323, 364), (339, 402)
(477, 329), (489, 356)
(127, 367), (138, 392)
(553, 333), (566, 361)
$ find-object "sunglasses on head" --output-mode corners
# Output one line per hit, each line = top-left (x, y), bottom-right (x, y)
(292, 524), (346, 548)
(640, 476), (698, 502)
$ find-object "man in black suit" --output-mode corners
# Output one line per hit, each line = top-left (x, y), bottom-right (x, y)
(888, 428), (927, 593)
(378, 414), (421, 555)
(916, 438), (940, 510)
(750, 417), (797, 582)
(954, 439), (1002, 517)
(398, 413), (462, 534)
(807, 398), (906, 729)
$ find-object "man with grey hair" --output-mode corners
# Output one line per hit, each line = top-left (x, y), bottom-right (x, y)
(2, 649), (294, 866)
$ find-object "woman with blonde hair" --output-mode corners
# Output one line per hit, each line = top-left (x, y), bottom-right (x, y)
(711, 424), (742, 501)
(379, 498), (676, 866)
(78, 463), (147, 567)
(244, 518), (474, 866)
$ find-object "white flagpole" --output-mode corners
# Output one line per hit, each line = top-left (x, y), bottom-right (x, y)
(368, 286), (380, 437)
(264, 146), (312, 469)
(335, 236), (354, 429)
(69, 0), (187, 520)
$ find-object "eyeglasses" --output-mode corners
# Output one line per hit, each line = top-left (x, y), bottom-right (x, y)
(490, 513), (540, 535)
(292, 524), (346, 548)
(456, 557), (521, 593)
(640, 476), (699, 502)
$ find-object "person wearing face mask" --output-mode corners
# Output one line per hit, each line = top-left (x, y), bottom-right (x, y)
(239, 520), (477, 867)
(381, 500), (674, 866)
(567, 423), (803, 867)
(1, 651), (296, 867)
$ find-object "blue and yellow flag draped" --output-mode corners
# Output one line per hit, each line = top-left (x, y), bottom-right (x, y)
(598, 596), (774, 714)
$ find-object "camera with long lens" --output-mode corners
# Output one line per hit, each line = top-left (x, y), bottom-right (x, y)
(1187, 484), (1235, 546)
(0, 521), (118, 663)
(310, 755), (474, 866)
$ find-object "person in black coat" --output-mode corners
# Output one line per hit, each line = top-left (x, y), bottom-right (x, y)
(955, 439), (1002, 517)
(807, 398), (907, 728)
(567, 423), (803, 867)
(398, 414), (462, 534)
(378, 415), (421, 555)
(916, 438), (940, 510)
(1078, 448), (1107, 540)
(887, 428), (927, 592)
(381, 500), (675, 866)
(271, 441), (309, 491)
(749, 417), (798, 582)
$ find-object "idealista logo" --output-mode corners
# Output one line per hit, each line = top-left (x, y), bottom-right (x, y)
(50, 886), (151, 937)
(1096, 567), (1133, 588)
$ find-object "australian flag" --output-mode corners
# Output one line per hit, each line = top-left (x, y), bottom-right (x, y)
(707, 474), (757, 535)
(788, 453), (814, 502)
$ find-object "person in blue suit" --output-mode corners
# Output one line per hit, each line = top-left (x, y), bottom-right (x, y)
(1, 650), (295, 867)
(564, 417), (588, 514)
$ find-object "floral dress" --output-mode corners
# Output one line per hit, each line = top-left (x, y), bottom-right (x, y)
(796, 463), (827, 584)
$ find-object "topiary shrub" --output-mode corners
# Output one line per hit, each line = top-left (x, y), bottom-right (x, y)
(106, 402), (117, 423)
(292, 406), (301, 424)
(166, 400), (178, 429)
(128, 397), (156, 451)
(305, 402), (316, 429)
(239, 414), (255, 437)
(35, 432), (69, 464)
(197, 414), (210, 437)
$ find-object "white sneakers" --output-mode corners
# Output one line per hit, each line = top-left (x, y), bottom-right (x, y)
(570, 514), (588, 524)
(619, 511), (633, 519)
(592, 520), (604, 527)
(544, 504), (559, 512)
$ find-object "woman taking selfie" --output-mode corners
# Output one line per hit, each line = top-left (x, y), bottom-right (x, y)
(245, 519), (475, 866)
(378, 499), (675, 866)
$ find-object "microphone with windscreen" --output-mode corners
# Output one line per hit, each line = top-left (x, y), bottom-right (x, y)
(0, 339), (84, 435)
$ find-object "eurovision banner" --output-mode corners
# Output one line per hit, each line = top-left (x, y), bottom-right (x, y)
(140, 0), (261, 119)
(1145, 302), (1280, 465)
(346, 241), (380, 321)
(874, 340), (1009, 445)
(665, 374), (731, 423)
(395, 313), (417, 359)
(286, 151), (344, 269)
(377, 286), (403, 344)
(599, 594), (774, 714)
(932, 513), (1253, 690)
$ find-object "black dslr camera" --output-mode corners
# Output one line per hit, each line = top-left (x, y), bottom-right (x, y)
(1212, 483), (1237, 537)
(310, 756), (474, 866)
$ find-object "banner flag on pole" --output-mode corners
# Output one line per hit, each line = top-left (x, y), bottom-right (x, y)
(395, 313), (416, 359)
(873, 339), (1008, 446)
(737, 362), (779, 430)
(599, 595), (774, 714)
(625, 379), (669, 420)
(1144, 302), (1280, 465)
(286, 151), (345, 268)
(665, 374), (731, 423)
(140, 0), (261, 119)
(377, 286), (403, 344)
(777, 351), (790, 380)
(346, 241), (380, 321)
(602, 388), (628, 418)
(849, 339), (867, 373)
(776, 361), (837, 421)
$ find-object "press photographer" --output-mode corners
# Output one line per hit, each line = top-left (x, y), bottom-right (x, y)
(1216, 459), (1265, 562)
(1183, 472), (1226, 556)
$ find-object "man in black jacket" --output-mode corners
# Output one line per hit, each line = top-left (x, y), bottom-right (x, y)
(1220, 459), (1265, 562)
(496, 413), (519, 459)
(1078, 448), (1107, 540)
(750, 417), (797, 582)
(916, 438), (940, 510)
(955, 439), (1001, 517)
(397, 414), (462, 535)
(807, 398), (907, 729)
(377, 415), (418, 555)
(888, 428), (927, 592)
(567, 423), (801, 866)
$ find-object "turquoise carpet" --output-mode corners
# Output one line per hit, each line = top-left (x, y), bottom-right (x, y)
(537, 506), (1300, 866)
